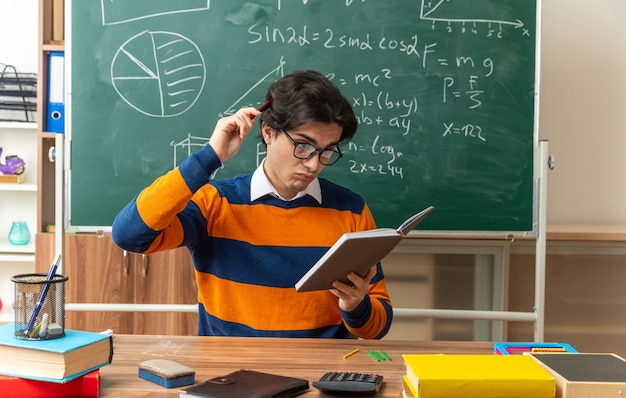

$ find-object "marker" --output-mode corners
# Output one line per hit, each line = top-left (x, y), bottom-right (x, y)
(249, 98), (272, 120)
(24, 254), (61, 336)
(379, 350), (392, 361)
(367, 350), (381, 362)
(342, 348), (360, 359)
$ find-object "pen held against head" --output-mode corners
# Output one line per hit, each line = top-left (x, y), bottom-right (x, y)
(249, 98), (272, 120)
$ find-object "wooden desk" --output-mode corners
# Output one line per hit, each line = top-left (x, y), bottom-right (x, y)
(546, 224), (626, 242)
(101, 335), (494, 397)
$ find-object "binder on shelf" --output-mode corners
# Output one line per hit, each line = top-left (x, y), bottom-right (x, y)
(52, 0), (65, 42)
(46, 52), (65, 133)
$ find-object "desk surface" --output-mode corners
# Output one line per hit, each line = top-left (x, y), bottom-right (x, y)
(408, 224), (626, 242)
(546, 224), (626, 241)
(101, 335), (494, 397)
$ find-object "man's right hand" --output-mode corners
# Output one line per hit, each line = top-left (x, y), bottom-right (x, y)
(208, 107), (260, 163)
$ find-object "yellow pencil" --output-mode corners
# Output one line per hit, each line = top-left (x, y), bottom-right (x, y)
(343, 348), (360, 359)
(28, 322), (42, 338)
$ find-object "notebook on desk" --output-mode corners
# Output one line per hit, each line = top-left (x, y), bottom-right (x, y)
(179, 369), (309, 398)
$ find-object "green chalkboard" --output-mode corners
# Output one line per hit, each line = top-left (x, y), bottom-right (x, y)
(69, 0), (538, 232)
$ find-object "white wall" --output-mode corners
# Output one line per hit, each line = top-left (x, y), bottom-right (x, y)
(540, 0), (626, 224)
(0, 0), (38, 73)
(0, 0), (38, 322)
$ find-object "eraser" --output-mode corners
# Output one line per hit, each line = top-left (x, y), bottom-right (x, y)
(47, 323), (63, 336)
(138, 359), (195, 388)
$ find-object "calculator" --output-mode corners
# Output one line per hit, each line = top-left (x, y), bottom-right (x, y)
(312, 372), (383, 395)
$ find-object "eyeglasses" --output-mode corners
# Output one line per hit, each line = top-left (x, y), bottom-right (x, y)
(279, 129), (342, 166)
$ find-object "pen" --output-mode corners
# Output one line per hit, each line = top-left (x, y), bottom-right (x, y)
(24, 254), (61, 336)
(342, 348), (360, 359)
(248, 98), (272, 120)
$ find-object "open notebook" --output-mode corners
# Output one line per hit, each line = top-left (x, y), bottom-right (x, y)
(295, 206), (434, 292)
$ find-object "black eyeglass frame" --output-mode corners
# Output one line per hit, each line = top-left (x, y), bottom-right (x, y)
(279, 128), (343, 166)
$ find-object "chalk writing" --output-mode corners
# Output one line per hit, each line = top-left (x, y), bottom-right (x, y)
(442, 122), (486, 142)
(348, 160), (404, 179)
(111, 30), (206, 118)
(69, 0), (538, 231)
(345, 136), (405, 179)
(100, 0), (210, 26)
(248, 24), (434, 60)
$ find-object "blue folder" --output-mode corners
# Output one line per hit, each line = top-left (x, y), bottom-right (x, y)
(46, 51), (65, 133)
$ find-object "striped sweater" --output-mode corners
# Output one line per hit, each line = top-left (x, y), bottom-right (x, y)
(112, 144), (393, 338)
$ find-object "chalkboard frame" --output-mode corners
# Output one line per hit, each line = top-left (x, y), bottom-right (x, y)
(65, 0), (541, 235)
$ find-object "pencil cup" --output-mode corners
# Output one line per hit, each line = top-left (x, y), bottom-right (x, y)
(11, 273), (68, 340)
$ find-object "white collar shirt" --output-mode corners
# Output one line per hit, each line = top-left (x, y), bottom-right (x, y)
(250, 159), (322, 203)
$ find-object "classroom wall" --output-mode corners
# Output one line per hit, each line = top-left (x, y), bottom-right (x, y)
(0, 0), (38, 74)
(0, 0), (38, 322)
(1, 0), (624, 350)
(539, 0), (626, 224)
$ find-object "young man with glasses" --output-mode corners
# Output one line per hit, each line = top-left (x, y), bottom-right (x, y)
(112, 70), (393, 339)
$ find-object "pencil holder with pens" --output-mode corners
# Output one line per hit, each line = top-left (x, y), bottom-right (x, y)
(11, 273), (68, 340)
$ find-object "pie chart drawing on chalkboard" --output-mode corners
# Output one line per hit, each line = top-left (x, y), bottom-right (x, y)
(110, 30), (206, 117)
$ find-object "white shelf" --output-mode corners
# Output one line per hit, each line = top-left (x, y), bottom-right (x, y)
(0, 182), (37, 191)
(0, 240), (34, 253)
(0, 252), (35, 263)
(0, 2), (39, 323)
(0, 121), (37, 267)
(0, 240), (34, 262)
(0, 122), (37, 130)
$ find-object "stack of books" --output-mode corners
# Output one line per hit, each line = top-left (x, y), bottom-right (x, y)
(0, 323), (113, 397)
(401, 354), (556, 398)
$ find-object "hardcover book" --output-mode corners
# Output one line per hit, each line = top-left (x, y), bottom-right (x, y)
(0, 323), (113, 383)
(402, 354), (555, 398)
(402, 374), (417, 398)
(295, 206), (434, 292)
(0, 369), (100, 397)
